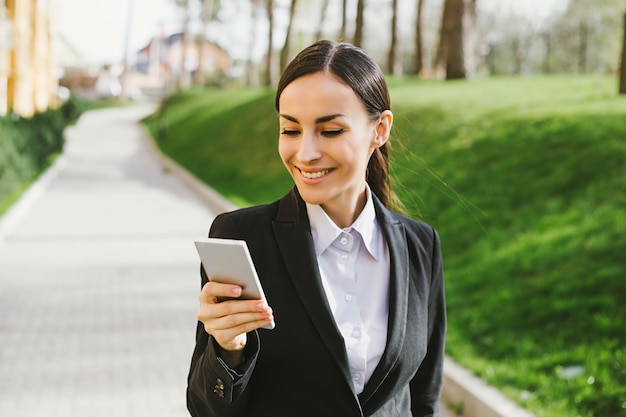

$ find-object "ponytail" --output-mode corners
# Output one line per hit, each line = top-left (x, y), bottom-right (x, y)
(367, 144), (404, 213)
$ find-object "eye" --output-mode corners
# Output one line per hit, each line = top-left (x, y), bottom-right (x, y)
(281, 129), (300, 137)
(322, 129), (344, 137)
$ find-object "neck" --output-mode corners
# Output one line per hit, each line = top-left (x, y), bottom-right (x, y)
(321, 190), (368, 229)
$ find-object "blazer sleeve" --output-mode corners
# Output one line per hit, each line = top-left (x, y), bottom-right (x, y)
(410, 227), (447, 417)
(186, 213), (261, 417)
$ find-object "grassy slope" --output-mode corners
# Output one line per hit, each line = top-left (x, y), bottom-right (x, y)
(144, 76), (626, 417)
(146, 88), (292, 207)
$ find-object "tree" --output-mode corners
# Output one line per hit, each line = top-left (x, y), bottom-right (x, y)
(387, 0), (401, 76)
(264, 0), (275, 87)
(340, 0), (348, 41)
(412, 0), (426, 75)
(177, 0), (193, 90)
(437, 0), (477, 79)
(193, 0), (216, 87)
(550, 0), (623, 74)
(315, 0), (331, 41)
(353, 0), (365, 47)
(279, 0), (298, 72)
(619, 12), (626, 94)
(246, 0), (262, 86)
(435, 0), (451, 77)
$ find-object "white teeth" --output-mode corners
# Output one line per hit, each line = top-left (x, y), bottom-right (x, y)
(301, 169), (329, 179)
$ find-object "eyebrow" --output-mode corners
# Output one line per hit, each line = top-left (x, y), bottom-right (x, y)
(279, 114), (344, 124)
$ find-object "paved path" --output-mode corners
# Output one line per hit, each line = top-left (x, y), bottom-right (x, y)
(0, 106), (214, 417)
(0, 105), (455, 417)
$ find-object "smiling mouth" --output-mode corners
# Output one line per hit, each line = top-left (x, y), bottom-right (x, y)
(299, 168), (331, 179)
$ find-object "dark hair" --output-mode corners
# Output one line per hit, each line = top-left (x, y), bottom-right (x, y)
(275, 40), (401, 211)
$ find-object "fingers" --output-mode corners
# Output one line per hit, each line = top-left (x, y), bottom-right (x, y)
(199, 281), (242, 303)
(206, 308), (273, 351)
(198, 281), (274, 351)
(202, 299), (273, 330)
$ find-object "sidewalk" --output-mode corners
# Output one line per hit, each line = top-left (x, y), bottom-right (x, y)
(0, 106), (214, 417)
(0, 105), (456, 417)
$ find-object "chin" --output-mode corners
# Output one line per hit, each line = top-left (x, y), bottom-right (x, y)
(294, 185), (329, 206)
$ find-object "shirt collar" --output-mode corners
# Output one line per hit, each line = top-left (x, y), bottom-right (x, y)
(306, 185), (381, 260)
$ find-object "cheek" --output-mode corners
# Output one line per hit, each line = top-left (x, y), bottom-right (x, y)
(278, 139), (292, 164)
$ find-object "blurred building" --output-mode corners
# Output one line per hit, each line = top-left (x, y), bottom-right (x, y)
(134, 32), (231, 95)
(0, 0), (58, 117)
(55, 33), (97, 95)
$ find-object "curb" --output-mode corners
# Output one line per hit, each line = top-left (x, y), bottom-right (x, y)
(139, 123), (535, 417)
(442, 357), (535, 417)
(139, 125), (238, 214)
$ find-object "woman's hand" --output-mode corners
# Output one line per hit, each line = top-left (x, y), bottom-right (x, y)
(197, 280), (273, 367)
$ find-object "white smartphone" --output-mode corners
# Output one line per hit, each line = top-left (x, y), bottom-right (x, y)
(194, 237), (275, 330)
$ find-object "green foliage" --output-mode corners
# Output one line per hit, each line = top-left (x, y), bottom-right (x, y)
(549, 0), (624, 73)
(0, 95), (87, 215)
(144, 76), (626, 417)
(477, 0), (624, 75)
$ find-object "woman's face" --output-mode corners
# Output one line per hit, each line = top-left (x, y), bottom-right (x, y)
(278, 72), (391, 227)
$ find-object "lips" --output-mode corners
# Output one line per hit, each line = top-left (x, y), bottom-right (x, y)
(299, 168), (331, 179)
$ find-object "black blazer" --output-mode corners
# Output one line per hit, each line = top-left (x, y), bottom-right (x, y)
(187, 188), (446, 417)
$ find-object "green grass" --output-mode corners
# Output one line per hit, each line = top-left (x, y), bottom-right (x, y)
(146, 88), (291, 207)
(143, 75), (626, 417)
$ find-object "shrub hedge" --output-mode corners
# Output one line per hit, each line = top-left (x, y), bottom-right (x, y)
(0, 95), (87, 214)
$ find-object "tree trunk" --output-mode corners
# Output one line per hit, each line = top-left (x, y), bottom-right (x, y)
(246, 1), (261, 87)
(435, 0), (450, 76)
(340, 0), (348, 41)
(387, 0), (400, 76)
(178, 0), (192, 90)
(315, 0), (330, 40)
(578, 22), (588, 73)
(353, 0), (365, 47)
(445, 0), (465, 79)
(512, 38), (524, 75)
(279, 0), (298, 72)
(461, 0), (477, 77)
(542, 32), (552, 74)
(264, 0), (275, 87)
(619, 13), (626, 94)
(412, 0), (425, 75)
(193, 0), (215, 87)
(438, 0), (476, 80)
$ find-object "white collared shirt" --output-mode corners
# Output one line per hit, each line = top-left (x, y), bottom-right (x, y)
(306, 187), (390, 394)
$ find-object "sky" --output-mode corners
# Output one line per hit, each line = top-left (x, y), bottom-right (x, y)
(56, 0), (179, 64)
(56, 0), (570, 66)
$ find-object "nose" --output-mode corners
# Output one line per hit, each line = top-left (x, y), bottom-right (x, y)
(296, 132), (321, 163)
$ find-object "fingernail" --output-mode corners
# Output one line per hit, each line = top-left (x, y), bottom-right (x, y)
(256, 300), (266, 310)
(233, 287), (242, 296)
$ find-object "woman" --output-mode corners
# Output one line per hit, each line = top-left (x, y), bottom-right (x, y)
(187, 40), (446, 417)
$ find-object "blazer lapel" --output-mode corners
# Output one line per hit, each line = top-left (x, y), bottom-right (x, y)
(359, 197), (409, 405)
(271, 189), (354, 389)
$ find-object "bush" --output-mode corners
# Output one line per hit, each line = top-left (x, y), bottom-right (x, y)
(0, 95), (86, 214)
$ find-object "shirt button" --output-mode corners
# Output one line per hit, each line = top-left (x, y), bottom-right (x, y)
(345, 294), (353, 302)
(352, 329), (361, 338)
(340, 253), (348, 260)
(352, 372), (361, 381)
(340, 237), (348, 245)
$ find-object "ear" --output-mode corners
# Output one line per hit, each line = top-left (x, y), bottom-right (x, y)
(373, 110), (393, 148)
